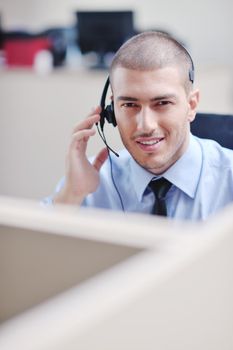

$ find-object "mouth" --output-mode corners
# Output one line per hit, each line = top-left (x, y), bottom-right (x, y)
(135, 137), (165, 151)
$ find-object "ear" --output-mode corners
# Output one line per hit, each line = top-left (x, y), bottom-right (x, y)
(187, 89), (200, 122)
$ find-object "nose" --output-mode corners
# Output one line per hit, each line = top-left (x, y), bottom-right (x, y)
(136, 106), (158, 133)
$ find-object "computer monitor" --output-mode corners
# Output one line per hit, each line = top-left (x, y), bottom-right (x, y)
(76, 11), (135, 69)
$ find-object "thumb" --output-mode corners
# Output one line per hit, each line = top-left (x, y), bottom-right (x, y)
(93, 148), (109, 171)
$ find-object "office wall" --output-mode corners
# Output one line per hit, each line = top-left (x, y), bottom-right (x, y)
(0, 0), (233, 66)
(0, 70), (115, 199)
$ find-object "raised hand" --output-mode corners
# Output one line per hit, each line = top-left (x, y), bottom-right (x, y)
(54, 106), (108, 205)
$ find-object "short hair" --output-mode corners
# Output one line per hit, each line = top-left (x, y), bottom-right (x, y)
(110, 31), (194, 93)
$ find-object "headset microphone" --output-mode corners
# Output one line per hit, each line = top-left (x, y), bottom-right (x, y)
(96, 77), (124, 210)
(96, 124), (119, 157)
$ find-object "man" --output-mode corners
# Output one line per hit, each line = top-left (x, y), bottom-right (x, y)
(46, 31), (233, 220)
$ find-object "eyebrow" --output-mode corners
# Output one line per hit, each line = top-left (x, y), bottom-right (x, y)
(117, 96), (138, 101)
(116, 94), (177, 102)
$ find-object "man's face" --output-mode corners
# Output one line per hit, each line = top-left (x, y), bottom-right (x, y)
(111, 67), (199, 174)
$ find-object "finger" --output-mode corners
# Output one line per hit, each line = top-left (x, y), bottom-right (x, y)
(93, 148), (109, 171)
(70, 129), (96, 149)
(89, 105), (102, 115)
(72, 114), (100, 134)
(72, 106), (102, 134)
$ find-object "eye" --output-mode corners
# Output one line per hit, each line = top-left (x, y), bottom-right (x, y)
(156, 100), (171, 106)
(121, 102), (139, 108)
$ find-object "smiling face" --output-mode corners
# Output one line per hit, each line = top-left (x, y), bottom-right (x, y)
(111, 66), (199, 174)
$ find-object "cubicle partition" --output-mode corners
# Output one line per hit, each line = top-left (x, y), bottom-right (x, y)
(0, 197), (232, 350)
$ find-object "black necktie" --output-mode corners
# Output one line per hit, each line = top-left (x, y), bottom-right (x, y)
(149, 178), (172, 216)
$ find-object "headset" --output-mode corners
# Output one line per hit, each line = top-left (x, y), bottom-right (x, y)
(96, 76), (119, 157)
(98, 47), (195, 133)
(99, 76), (116, 132)
(96, 77), (123, 209)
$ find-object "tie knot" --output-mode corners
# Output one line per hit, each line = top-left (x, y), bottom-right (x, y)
(149, 178), (172, 200)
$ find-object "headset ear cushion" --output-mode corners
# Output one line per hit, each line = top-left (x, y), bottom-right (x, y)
(105, 103), (117, 127)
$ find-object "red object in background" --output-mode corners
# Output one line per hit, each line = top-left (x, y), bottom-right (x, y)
(3, 37), (52, 67)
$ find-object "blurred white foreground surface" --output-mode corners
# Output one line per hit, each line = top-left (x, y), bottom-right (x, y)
(0, 197), (232, 350)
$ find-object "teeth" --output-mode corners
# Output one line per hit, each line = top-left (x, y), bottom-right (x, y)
(140, 140), (160, 145)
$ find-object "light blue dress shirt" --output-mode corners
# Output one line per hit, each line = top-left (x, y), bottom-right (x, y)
(44, 134), (233, 221)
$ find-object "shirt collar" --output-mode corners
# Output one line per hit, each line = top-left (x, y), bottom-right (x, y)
(130, 134), (203, 201)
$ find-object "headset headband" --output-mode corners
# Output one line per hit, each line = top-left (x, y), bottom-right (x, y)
(100, 77), (110, 115)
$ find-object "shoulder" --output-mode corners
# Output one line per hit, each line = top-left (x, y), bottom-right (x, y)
(195, 136), (233, 169)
